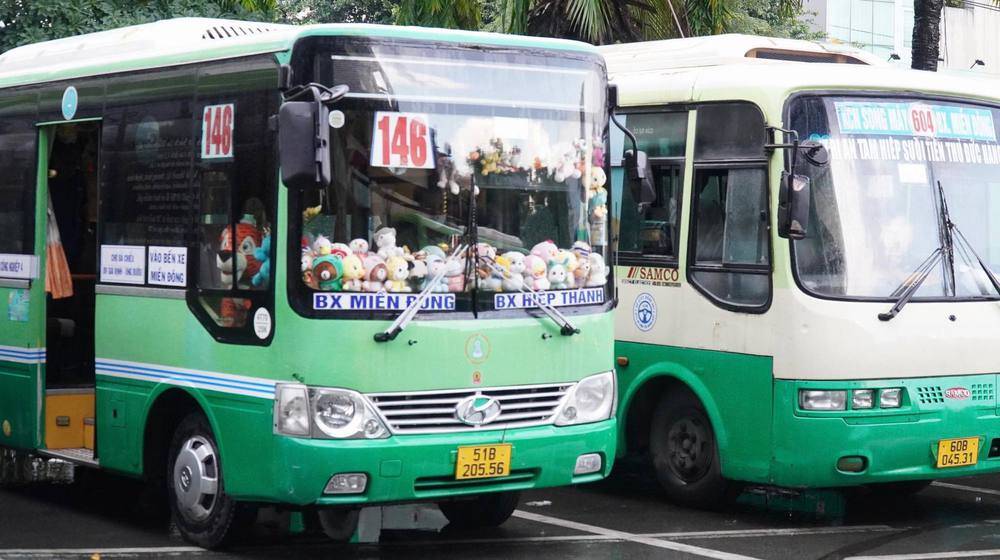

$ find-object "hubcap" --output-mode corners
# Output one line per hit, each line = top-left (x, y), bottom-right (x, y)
(173, 435), (219, 522)
(666, 416), (712, 483)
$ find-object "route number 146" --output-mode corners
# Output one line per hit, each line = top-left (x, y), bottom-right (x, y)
(370, 112), (434, 170)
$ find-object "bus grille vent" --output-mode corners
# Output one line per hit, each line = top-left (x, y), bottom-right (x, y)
(367, 382), (573, 435)
(915, 386), (943, 404)
(202, 24), (279, 40)
(970, 383), (995, 401)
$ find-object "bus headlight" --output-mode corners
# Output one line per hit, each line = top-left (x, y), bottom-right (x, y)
(799, 390), (847, 411)
(556, 371), (616, 426)
(310, 388), (389, 439)
(274, 384), (310, 436)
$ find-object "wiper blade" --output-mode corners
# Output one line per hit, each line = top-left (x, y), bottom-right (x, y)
(878, 247), (943, 322)
(478, 255), (580, 336)
(373, 243), (469, 343)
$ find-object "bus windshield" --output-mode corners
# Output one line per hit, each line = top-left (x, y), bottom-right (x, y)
(789, 95), (1000, 300)
(292, 37), (609, 314)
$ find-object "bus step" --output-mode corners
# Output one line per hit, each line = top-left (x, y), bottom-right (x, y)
(38, 448), (99, 468)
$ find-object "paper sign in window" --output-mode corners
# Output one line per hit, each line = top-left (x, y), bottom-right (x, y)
(370, 112), (435, 169)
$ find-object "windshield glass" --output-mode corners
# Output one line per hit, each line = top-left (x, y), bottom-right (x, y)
(291, 37), (609, 315)
(789, 95), (1000, 300)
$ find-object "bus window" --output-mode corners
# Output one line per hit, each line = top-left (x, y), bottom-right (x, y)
(0, 94), (38, 255)
(688, 102), (770, 311)
(190, 58), (277, 341)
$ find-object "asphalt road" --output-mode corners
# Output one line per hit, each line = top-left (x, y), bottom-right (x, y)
(5, 460), (1000, 559)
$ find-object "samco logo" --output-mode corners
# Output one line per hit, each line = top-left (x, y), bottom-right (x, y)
(620, 266), (680, 287)
(944, 387), (971, 400)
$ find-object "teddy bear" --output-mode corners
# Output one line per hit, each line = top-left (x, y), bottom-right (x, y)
(384, 256), (411, 292)
(436, 154), (461, 195)
(445, 256), (466, 293)
(495, 255), (524, 292)
(524, 254), (549, 291)
(349, 238), (370, 259)
(573, 252), (591, 288)
(312, 235), (332, 256)
(375, 227), (404, 260)
(313, 254), (344, 291)
(551, 144), (582, 183)
(553, 249), (578, 288)
(547, 262), (569, 290)
(362, 255), (388, 292)
(217, 218), (262, 290)
(586, 253), (608, 287)
(531, 241), (559, 263)
(341, 254), (365, 291)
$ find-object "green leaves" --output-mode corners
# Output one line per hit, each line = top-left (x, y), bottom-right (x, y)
(394, 0), (481, 29)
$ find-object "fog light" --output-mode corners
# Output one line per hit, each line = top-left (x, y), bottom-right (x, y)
(836, 455), (867, 473)
(852, 389), (874, 409)
(574, 453), (603, 475)
(879, 388), (902, 408)
(324, 473), (368, 494)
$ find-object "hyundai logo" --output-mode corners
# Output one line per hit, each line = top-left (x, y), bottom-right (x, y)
(455, 394), (502, 426)
(945, 387), (971, 400)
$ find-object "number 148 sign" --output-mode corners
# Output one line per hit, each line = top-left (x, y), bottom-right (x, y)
(202, 104), (235, 159)
(370, 112), (434, 169)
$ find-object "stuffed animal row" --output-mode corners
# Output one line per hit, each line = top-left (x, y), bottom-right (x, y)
(301, 228), (609, 295)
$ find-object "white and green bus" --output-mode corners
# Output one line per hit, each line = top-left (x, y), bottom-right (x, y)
(0, 18), (619, 547)
(604, 35), (1000, 506)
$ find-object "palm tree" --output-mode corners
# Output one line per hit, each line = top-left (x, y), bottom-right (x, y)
(911, 0), (944, 71)
(395, 0), (481, 29)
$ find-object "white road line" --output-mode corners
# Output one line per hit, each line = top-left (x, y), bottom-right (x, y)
(649, 525), (899, 540)
(846, 549), (1000, 560)
(0, 547), (203, 558)
(932, 481), (1000, 497)
(513, 510), (761, 560)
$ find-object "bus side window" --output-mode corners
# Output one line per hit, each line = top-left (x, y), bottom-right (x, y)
(0, 93), (37, 256)
(188, 57), (279, 344)
(688, 103), (770, 312)
(617, 111), (687, 263)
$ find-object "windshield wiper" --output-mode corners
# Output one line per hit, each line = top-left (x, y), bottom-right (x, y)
(939, 180), (1000, 298)
(877, 247), (944, 321)
(478, 255), (580, 336)
(373, 243), (469, 343)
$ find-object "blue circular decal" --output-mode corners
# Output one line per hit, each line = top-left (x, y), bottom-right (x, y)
(632, 292), (657, 332)
(61, 86), (78, 121)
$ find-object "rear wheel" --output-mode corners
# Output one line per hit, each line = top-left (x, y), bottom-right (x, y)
(167, 413), (255, 549)
(649, 390), (729, 508)
(438, 491), (520, 529)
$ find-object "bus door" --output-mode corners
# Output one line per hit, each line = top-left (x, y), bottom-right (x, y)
(37, 121), (101, 463)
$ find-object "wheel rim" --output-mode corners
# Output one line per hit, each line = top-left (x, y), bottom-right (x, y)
(173, 435), (220, 522)
(665, 415), (713, 483)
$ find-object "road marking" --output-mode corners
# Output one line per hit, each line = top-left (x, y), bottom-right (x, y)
(648, 525), (899, 540)
(513, 509), (761, 560)
(0, 547), (203, 558)
(846, 549), (1000, 560)
(932, 481), (1000, 498)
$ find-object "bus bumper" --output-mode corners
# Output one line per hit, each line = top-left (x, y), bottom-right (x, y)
(770, 376), (1000, 487)
(270, 418), (617, 506)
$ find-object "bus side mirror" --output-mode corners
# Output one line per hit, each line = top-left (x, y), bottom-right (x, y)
(778, 171), (811, 239)
(624, 149), (655, 207)
(279, 100), (331, 189)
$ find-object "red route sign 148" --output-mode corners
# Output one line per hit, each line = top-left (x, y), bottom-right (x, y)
(202, 103), (234, 159)
(370, 111), (434, 169)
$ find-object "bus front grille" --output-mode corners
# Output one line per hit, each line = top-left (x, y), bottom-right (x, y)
(367, 382), (573, 435)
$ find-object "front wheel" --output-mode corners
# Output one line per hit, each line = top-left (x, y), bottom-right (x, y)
(167, 413), (255, 549)
(649, 390), (730, 508)
(438, 491), (520, 529)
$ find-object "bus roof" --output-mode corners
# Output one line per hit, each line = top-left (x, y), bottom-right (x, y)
(0, 17), (600, 90)
(602, 37), (1000, 114)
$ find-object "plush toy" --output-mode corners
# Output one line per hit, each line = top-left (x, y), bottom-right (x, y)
(497, 255), (524, 292)
(375, 227), (403, 260)
(384, 256), (411, 292)
(301, 250), (319, 290)
(409, 258), (428, 289)
(217, 218), (262, 290)
(313, 235), (332, 256)
(341, 254), (365, 291)
(362, 255), (388, 292)
(423, 255), (448, 292)
(313, 254), (344, 291)
(547, 263), (569, 290)
(349, 238), (370, 258)
(445, 256), (466, 293)
(571, 240), (592, 260)
(589, 187), (608, 222)
(524, 254), (549, 291)
(552, 144), (583, 183)
(554, 249), (578, 288)
(437, 154), (461, 195)
(573, 252), (591, 288)
(531, 241), (560, 263)
(422, 245), (447, 261)
(586, 253), (608, 287)
(501, 251), (526, 282)
(251, 234), (271, 288)
(330, 243), (352, 259)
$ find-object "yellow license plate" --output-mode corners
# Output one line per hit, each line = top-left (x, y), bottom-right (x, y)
(455, 444), (512, 480)
(936, 437), (979, 468)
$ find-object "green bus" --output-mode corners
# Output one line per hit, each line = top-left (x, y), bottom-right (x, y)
(0, 18), (617, 547)
(604, 35), (1000, 507)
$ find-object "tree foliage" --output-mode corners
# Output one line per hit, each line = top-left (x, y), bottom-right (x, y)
(277, 0), (397, 25)
(394, 0), (480, 29)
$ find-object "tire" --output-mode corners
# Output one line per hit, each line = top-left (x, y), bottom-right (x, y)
(438, 491), (520, 529)
(318, 508), (360, 542)
(167, 413), (256, 549)
(868, 480), (933, 498)
(649, 390), (729, 508)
